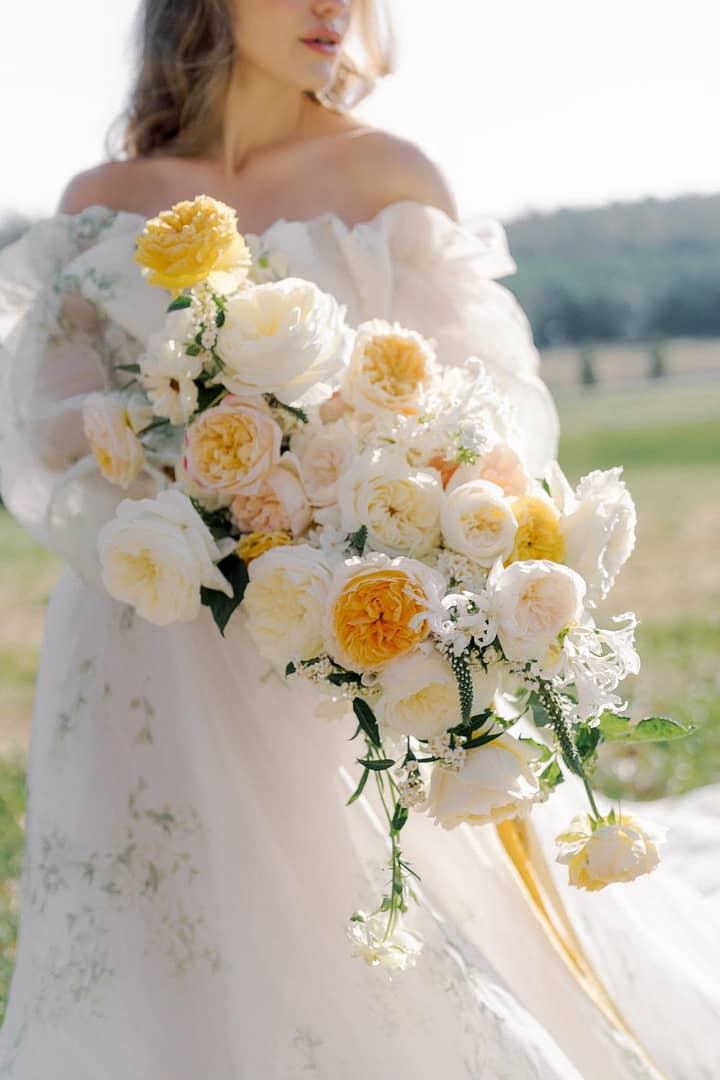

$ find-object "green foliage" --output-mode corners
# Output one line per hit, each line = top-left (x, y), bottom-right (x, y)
(200, 554), (248, 635)
(0, 756), (26, 1026)
(599, 712), (694, 743)
(347, 525), (368, 557)
(167, 294), (192, 312)
(352, 698), (380, 748)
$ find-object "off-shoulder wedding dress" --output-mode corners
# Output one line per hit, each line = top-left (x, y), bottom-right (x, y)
(0, 202), (718, 1079)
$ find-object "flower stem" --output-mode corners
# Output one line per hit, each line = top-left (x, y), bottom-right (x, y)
(537, 682), (602, 821)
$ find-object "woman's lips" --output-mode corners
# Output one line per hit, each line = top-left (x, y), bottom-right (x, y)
(300, 30), (340, 57)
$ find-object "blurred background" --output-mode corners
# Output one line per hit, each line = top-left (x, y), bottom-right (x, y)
(1, 0), (719, 1017)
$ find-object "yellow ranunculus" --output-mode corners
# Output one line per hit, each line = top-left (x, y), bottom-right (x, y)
(507, 495), (564, 564)
(236, 531), (293, 564)
(134, 195), (251, 291)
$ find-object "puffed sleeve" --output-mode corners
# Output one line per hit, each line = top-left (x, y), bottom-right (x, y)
(0, 208), (167, 584)
(339, 202), (560, 476)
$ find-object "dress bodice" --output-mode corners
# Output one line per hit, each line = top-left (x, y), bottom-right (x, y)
(0, 200), (558, 581)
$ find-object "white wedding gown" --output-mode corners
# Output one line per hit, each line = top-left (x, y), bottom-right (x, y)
(0, 202), (719, 1079)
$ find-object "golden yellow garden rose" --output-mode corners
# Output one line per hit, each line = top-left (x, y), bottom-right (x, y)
(507, 495), (564, 564)
(236, 530), (293, 563)
(183, 395), (281, 496)
(340, 320), (435, 416)
(556, 812), (666, 891)
(134, 195), (251, 291)
(325, 554), (444, 672)
(82, 393), (146, 489)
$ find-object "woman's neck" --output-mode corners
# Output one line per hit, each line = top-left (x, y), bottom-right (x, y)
(220, 62), (323, 175)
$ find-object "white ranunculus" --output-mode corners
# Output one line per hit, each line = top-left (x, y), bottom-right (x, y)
(441, 479), (517, 566)
(292, 421), (356, 508)
(426, 733), (544, 828)
(82, 393), (146, 489)
(561, 467), (637, 607)
(338, 451), (443, 558)
(378, 646), (498, 740)
(215, 278), (348, 402)
(556, 812), (666, 891)
(244, 544), (332, 666)
(490, 559), (586, 662)
(98, 490), (232, 625)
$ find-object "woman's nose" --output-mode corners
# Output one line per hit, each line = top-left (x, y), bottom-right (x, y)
(311, 0), (350, 18)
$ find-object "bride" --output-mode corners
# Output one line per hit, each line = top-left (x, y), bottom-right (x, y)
(1, 1), (719, 1076)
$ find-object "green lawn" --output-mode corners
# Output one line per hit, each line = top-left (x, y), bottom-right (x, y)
(0, 367), (719, 1017)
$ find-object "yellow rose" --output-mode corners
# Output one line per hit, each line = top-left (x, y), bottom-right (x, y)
(183, 395), (281, 496)
(134, 195), (251, 291)
(236, 531), (293, 564)
(82, 393), (146, 489)
(325, 554), (444, 672)
(340, 320), (435, 416)
(555, 812), (666, 891)
(507, 495), (564, 564)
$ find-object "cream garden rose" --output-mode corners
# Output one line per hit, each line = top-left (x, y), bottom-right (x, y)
(83, 393), (146, 489)
(378, 646), (498, 739)
(293, 421), (356, 508)
(338, 452), (442, 558)
(441, 480), (517, 566)
(490, 558), (586, 662)
(556, 812), (666, 891)
(426, 733), (544, 828)
(98, 490), (232, 625)
(340, 320), (435, 416)
(215, 277), (347, 400)
(244, 545), (332, 666)
(183, 395), (281, 496)
(561, 468), (637, 608)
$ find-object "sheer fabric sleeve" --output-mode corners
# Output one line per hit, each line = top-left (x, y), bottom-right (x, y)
(0, 208), (165, 584)
(343, 202), (560, 476)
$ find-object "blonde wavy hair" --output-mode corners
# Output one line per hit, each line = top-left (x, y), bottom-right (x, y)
(122, 0), (394, 158)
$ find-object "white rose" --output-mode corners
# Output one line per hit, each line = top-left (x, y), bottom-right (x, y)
(490, 559), (586, 662)
(378, 645), (498, 739)
(561, 468), (637, 607)
(292, 421), (356, 507)
(441, 480), (517, 566)
(338, 451), (442, 558)
(426, 733), (544, 828)
(244, 544), (332, 666)
(340, 319), (436, 416)
(82, 393), (146, 489)
(556, 812), (666, 891)
(98, 490), (232, 625)
(215, 278), (347, 402)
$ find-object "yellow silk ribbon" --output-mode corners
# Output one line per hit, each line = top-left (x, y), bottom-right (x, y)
(495, 817), (669, 1079)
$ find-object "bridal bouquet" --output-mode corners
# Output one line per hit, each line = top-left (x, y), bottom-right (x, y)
(86, 196), (690, 971)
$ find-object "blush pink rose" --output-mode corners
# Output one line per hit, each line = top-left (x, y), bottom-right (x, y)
(447, 445), (529, 497)
(183, 394), (281, 496)
(231, 454), (311, 538)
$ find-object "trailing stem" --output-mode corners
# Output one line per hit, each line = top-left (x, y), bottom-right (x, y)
(536, 682), (602, 820)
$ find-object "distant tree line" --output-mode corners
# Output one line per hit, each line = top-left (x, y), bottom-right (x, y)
(503, 194), (720, 347)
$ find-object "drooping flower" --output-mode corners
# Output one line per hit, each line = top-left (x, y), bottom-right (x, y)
(346, 911), (423, 972)
(556, 811), (666, 891)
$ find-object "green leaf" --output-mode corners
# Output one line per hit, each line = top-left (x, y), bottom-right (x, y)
(391, 803), (409, 832)
(346, 767), (371, 806)
(540, 758), (565, 789)
(347, 525), (368, 557)
(186, 342), (203, 357)
(528, 691), (551, 728)
(519, 736), (552, 762)
(599, 711), (694, 743)
(285, 661), (296, 677)
(115, 362), (141, 374)
(168, 294), (192, 312)
(196, 384), (226, 412)
(352, 698), (380, 748)
(216, 310), (226, 328)
(575, 723), (602, 762)
(200, 554), (249, 636)
(357, 758), (395, 772)
(464, 728), (506, 749)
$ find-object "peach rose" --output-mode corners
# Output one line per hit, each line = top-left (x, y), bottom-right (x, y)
(340, 320), (435, 416)
(293, 422), (355, 507)
(489, 559), (586, 662)
(325, 553), (444, 672)
(230, 454), (311, 538)
(183, 395), (281, 497)
(82, 393), (146, 489)
(447, 445), (529, 497)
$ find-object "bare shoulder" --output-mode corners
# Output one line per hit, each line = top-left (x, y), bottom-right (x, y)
(57, 159), (161, 215)
(346, 129), (458, 221)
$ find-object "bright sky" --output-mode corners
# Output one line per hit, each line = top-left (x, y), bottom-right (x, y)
(2, 0), (718, 222)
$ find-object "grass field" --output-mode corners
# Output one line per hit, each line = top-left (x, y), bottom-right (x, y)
(0, 355), (719, 1018)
